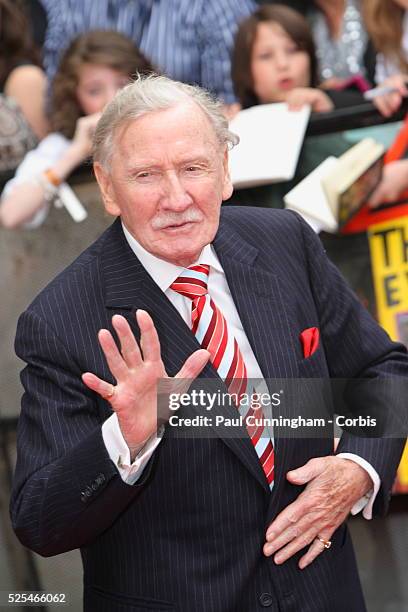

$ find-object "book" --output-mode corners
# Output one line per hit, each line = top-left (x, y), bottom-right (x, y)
(283, 157), (339, 232)
(228, 103), (310, 188)
(284, 138), (385, 233)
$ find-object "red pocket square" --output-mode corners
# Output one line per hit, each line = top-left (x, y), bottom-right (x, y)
(300, 327), (320, 358)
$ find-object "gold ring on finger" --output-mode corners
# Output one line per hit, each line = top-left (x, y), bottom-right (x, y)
(105, 384), (115, 400)
(316, 535), (331, 549)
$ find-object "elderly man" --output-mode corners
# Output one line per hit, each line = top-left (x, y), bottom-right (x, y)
(11, 75), (407, 612)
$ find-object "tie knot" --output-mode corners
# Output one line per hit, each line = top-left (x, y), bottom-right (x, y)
(170, 264), (210, 300)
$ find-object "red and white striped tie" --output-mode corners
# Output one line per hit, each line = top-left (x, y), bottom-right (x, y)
(171, 264), (274, 489)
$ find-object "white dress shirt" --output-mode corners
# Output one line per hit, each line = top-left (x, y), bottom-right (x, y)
(102, 222), (380, 518)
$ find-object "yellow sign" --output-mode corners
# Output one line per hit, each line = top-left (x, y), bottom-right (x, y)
(369, 215), (408, 493)
(369, 216), (408, 345)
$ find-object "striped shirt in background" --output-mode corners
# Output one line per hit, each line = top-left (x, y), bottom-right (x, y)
(39, 0), (257, 103)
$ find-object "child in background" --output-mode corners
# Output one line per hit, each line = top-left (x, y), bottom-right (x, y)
(231, 4), (366, 114)
(227, 3), (363, 209)
(0, 30), (153, 229)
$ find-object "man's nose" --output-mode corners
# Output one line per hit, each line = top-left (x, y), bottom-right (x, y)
(161, 173), (193, 209)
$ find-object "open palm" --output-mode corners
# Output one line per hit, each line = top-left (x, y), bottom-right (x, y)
(82, 309), (209, 450)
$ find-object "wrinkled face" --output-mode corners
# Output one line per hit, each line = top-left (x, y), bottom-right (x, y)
(251, 22), (311, 103)
(76, 63), (130, 115)
(94, 102), (233, 267)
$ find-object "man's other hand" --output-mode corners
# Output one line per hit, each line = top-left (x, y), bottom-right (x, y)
(264, 456), (371, 569)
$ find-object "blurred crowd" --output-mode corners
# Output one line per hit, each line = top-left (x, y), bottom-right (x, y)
(0, 0), (408, 229)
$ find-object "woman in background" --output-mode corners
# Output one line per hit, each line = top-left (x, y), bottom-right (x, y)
(0, 30), (153, 229)
(364, 0), (408, 203)
(0, 0), (48, 140)
(364, 0), (408, 83)
(307, 0), (373, 89)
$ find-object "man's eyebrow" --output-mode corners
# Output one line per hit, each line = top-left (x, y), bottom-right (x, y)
(123, 161), (157, 174)
(124, 155), (213, 174)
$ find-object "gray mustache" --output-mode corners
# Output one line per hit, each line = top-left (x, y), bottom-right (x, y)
(152, 209), (203, 230)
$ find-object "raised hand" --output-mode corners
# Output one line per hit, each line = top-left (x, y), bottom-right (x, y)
(82, 309), (210, 455)
(71, 111), (102, 161)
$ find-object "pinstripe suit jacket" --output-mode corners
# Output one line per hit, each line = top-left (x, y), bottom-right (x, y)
(11, 208), (407, 612)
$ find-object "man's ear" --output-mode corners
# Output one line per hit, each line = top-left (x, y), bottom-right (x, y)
(93, 162), (121, 216)
(222, 148), (233, 202)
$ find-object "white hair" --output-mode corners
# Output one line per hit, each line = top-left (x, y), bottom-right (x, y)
(93, 73), (239, 169)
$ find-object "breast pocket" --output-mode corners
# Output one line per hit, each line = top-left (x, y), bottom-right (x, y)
(297, 343), (329, 378)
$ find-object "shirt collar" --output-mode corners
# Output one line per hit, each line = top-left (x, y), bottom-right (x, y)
(122, 221), (223, 292)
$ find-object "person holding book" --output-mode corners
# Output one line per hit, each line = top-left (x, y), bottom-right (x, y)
(228, 4), (359, 208)
(262, 0), (376, 90)
(0, 30), (153, 229)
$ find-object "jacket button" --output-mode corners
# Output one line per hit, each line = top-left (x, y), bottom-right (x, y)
(259, 592), (274, 607)
(80, 490), (91, 503)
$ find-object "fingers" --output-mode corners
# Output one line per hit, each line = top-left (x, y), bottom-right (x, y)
(103, 311), (163, 369)
(98, 328), (129, 380)
(136, 309), (162, 363)
(374, 92), (402, 117)
(368, 184), (386, 208)
(263, 494), (336, 567)
(263, 501), (335, 567)
(286, 457), (326, 485)
(265, 528), (318, 565)
(176, 349), (210, 380)
(82, 371), (115, 401)
(112, 314), (142, 368)
(264, 520), (306, 557)
(86, 311), (164, 391)
(315, 92), (334, 113)
(264, 526), (335, 569)
(265, 500), (303, 544)
(287, 95), (304, 112)
(298, 532), (333, 569)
